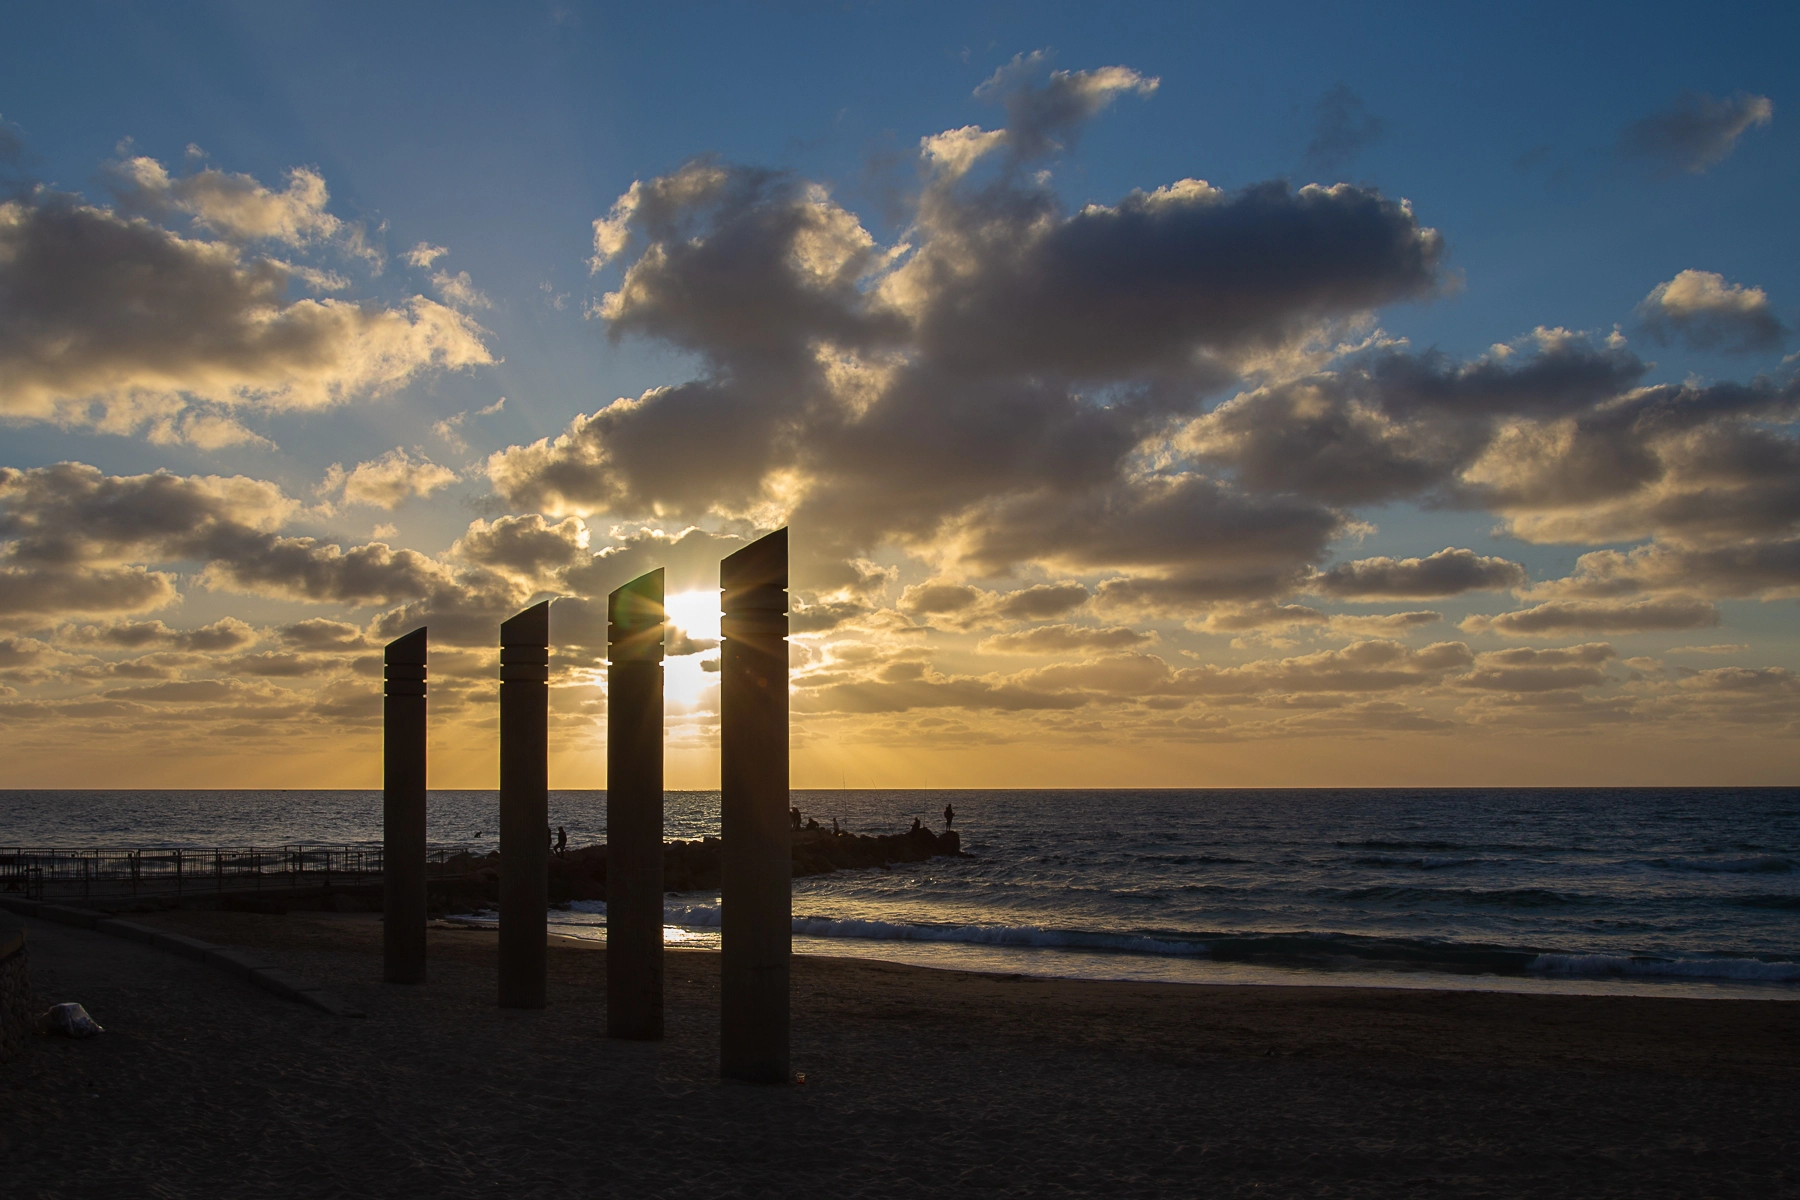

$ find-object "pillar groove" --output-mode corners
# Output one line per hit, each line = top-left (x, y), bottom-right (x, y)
(719, 528), (789, 1083)
(383, 627), (428, 985)
(608, 569), (665, 1039)
(499, 600), (550, 1009)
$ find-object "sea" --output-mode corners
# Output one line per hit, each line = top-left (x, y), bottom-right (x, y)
(4, 787), (1797, 1000)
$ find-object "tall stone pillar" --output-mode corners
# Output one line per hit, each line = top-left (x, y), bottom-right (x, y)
(383, 627), (428, 984)
(719, 528), (790, 1083)
(499, 600), (550, 1010)
(607, 569), (665, 1040)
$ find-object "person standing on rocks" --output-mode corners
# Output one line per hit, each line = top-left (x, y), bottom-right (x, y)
(943, 803), (955, 829)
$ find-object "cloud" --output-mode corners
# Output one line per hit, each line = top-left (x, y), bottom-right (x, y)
(327, 449), (459, 509)
(976, 623), (1154, 655)
(0, 462), (295, 624)
(0, 565), (175, 624)
(1523, 541), (1800, 601)
(1305, 83), (1384, 175)
(0, 115), (24, 165)
(1184, 330), (1649, 506)
(58, 617), (256, 652)
(1311, 548), (1527, 599)
(1456, 643), (1616, 692)
(1326, 611), (1442, 636)
(106, 157), (346, 246)
(1461, 597), (1720, 636)
(0, 173), (492, 439)
(1636, 269), (1785, 353)
(897, 580), (1088, 630)
(498, 80), (1441, 611)
(1464, 373), (1800, 546)
(1021, 639), (1475, 700)
(432, 396), (505, 452)
(1190, 601), (1326, 633)
(278, 618), (371, 651)
(453, 514), (590, 585)
(974, 52), (1160, 159)
(404, 243), (449, 268)
(1620, 90), (1773, 175)
(432, 269), (491, 310)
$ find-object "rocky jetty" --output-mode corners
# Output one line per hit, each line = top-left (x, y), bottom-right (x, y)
(430, 824), (965, 906)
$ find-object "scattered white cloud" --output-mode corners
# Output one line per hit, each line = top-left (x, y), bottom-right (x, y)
(1636, 269), (1785, 353)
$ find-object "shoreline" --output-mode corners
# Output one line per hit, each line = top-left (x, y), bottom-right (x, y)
(497, 912), (1800, 1002)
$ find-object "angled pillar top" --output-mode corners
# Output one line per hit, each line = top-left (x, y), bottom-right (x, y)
(384, 627), (428, 664)
(500, 601), (550, 681)
(721, 528), (787, 613)
(501, 600), (551, 647)
(609, 569), (665, 663)
(384, 627), (427, 693)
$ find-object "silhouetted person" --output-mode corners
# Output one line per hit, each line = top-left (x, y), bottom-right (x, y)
(944, 803), (955, 829)
(790, 806), (802, 830)
(832, 817), (840, 835)
(805, 817), (820, 831)
(910, 817), (922, 834)
(556, 826), (568, 856)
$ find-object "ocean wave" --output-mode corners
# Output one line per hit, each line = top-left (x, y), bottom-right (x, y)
(1646, 855), (1794, 874)
(1338, 839), (1466, 852)
(1528, 953), (1800, 983)
(1350, 855), (1486, 870)
(1731, 894), (1800, 911)
(1135, 854), (1251, 866)
(1335, 885), (1583, 908)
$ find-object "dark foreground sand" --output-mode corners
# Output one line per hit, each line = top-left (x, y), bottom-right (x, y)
(4, 910), (1798, 1199)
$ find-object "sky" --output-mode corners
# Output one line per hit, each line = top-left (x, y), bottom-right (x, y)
(1, 0), (1796, 789)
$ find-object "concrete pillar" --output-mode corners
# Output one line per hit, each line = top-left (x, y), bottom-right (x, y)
(719, 528), (790, 1083)
(499, 600), (551, 1009)
(383, 627), (428, 985)
(607, 569), (665, 1039)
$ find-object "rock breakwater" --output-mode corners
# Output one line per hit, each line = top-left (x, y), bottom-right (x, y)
(431, 825), (965, 906)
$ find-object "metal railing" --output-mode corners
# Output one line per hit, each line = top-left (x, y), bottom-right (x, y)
(0, 845), (486, 903)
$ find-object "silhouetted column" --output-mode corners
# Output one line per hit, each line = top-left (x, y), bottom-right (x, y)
(383, 627), (428, 985)
(608, 569), (665, 1040)
(499, 600), (550, 1009)
(720, 528), (789, 1083)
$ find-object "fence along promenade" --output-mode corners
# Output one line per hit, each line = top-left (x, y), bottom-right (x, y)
(0, 844), (478, 904)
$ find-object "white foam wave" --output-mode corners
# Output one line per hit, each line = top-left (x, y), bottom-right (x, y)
(1528, 952), (1800, 983)
(791, 914), (1210, 956)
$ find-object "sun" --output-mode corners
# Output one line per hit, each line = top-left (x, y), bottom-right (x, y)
(661, 589), (722, 710)
(662, 589), (722, 644)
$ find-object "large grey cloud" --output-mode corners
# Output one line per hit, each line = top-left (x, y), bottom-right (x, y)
(0, 164), (491, 441)
(1184, 330), (1651, 506)
(493, 61), (1444, 609)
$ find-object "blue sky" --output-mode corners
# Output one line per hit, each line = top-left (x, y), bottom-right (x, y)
(1, 1), (1795, 786)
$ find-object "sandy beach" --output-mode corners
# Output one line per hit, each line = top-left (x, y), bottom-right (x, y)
(5, 909), (1798, 1198)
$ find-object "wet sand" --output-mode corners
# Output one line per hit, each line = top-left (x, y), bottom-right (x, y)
(5, 909), (1798, 1198)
